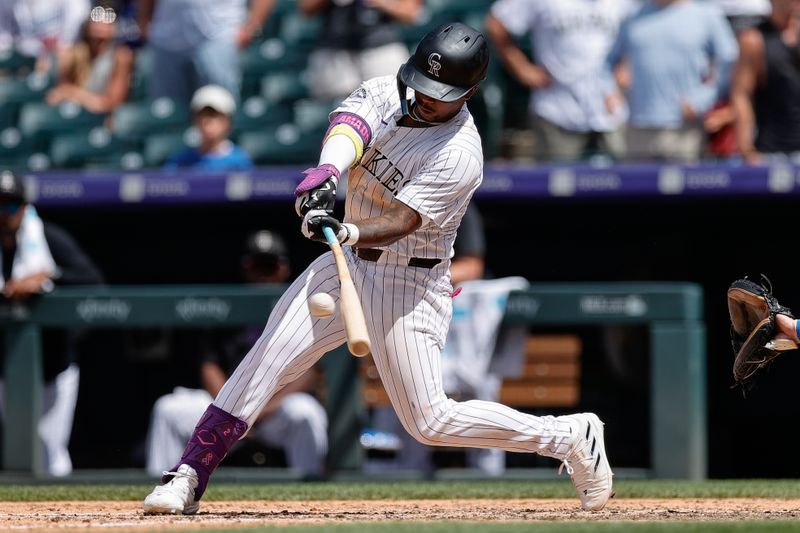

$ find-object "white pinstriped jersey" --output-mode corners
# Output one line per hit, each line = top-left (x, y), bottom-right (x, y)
(332, 75), (484, 261)
(210, 74), (598, 510)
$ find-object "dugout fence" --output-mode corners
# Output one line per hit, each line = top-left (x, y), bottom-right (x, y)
(1, 282), (704, 480)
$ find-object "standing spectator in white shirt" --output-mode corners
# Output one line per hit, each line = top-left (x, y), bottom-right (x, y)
(0, 0), (91, 73)
(485, 0), (635, 162)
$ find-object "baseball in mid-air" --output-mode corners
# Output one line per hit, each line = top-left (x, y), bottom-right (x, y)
(309, 292), (336, 318)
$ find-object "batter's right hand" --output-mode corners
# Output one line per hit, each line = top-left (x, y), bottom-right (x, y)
(295, 164), (340, 217)
(295, 179), (337, 217)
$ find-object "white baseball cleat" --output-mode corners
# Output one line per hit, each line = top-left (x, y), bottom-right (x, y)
(143, 464), (200, 515)
(559, 413), (614, 511)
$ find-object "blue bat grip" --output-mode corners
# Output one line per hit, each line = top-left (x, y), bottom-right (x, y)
(322, 226), (337, 246)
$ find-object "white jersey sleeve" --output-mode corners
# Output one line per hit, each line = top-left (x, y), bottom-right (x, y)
(330, 79), (395, 150)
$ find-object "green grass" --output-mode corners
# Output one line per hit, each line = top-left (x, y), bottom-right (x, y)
(1, 480), (799, 502)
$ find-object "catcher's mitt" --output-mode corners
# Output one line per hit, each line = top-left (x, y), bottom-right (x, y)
(728, 275), (797, 390)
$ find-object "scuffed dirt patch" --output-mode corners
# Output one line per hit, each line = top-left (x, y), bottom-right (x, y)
(0, 499), (799, 530)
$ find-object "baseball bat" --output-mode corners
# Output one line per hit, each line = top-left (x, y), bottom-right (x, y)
(322, 226), (371, 357)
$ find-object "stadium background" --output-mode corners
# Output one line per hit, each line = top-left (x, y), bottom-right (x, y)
(3, 0), (800, 483)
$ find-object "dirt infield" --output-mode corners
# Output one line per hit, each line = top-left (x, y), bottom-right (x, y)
(1, 499), (799, 529)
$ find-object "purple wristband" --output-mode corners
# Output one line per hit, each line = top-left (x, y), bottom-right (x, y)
(795, 319), (799, 341)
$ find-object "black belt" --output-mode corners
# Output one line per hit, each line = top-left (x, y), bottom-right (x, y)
(355, 248), (442, 269)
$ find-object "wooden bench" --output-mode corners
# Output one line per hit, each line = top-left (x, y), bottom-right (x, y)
(360, 333), (582, 409)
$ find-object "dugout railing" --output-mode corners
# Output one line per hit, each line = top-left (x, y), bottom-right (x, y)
(0, 282), (705, 480)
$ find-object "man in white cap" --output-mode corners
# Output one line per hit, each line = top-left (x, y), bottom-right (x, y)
(164, 84), (253, 170)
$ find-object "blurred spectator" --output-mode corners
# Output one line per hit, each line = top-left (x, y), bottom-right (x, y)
(704, 0), (772, 160)
(164, 85), (253, 171)
(731, 0), (800, 164)
(0, 170), (105, 476)
(0, 0), (91, 74)
(605, 0), (739, 163)
(486, 0), (635, 162)
(45, 6), (134, 114)
(145, 230), (328, 478)
(137, 0), (276, 103)
(107, 0), (146, 49)
(710, 0), (772, 32)
(299, 0), (421, 101)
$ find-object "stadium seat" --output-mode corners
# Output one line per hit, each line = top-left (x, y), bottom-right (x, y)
(0, 47), (36, 76)
(232, 96), (294, 135)
(292, 99), (336, 135)
(128, 47), (154, 102)
(240, 38), (309, 97)
(0, 102), (17, 129)
(241, 38), (308, 77)
(238, 124), (320, 165)
(425, 0), (493, 16)
(49, 127), (142, 169)
(257, 0), (297, 40)
(278, 11), (322, 50)
(143, 129), (199, 168)
(0, 73), (53, 127)
(17, 101), (105, 142)
(0, 127), (45, 168)
(111, 98), (190, 141)
(260, 71), (310, 104)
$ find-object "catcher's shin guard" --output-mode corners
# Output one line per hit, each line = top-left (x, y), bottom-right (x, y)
(163, 404), (248, 501)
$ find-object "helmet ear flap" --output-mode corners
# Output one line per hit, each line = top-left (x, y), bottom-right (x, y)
(396, 68), (412, 117)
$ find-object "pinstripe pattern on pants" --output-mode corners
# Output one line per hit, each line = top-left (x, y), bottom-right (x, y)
(214, 252), (346, 426)
(215, 247), (574, 459)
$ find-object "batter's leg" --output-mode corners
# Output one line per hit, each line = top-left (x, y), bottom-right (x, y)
(145, 253), (346, 514)
(354, 260), (612, 510)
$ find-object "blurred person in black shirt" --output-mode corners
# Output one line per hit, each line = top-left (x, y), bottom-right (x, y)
(0, 170), (104, 476)
(732, 0), (800, 164)
(300, 0), (422, 101)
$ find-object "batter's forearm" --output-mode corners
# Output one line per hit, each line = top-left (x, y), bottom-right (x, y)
(350, 205), (422, 248)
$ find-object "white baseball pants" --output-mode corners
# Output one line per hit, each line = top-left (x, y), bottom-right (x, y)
(214, 249), (576, 460)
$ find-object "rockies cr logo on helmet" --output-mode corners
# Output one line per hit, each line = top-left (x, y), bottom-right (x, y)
(397, 22), (489, 104)
(427, 53), (442, 77)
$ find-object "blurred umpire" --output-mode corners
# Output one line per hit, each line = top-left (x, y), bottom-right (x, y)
(0, 170), (105, 476)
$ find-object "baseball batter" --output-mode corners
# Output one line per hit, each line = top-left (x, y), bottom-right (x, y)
(144, 22), (613, 515)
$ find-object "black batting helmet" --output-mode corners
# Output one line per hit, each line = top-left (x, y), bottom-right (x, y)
(397, 22), (489, 110)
